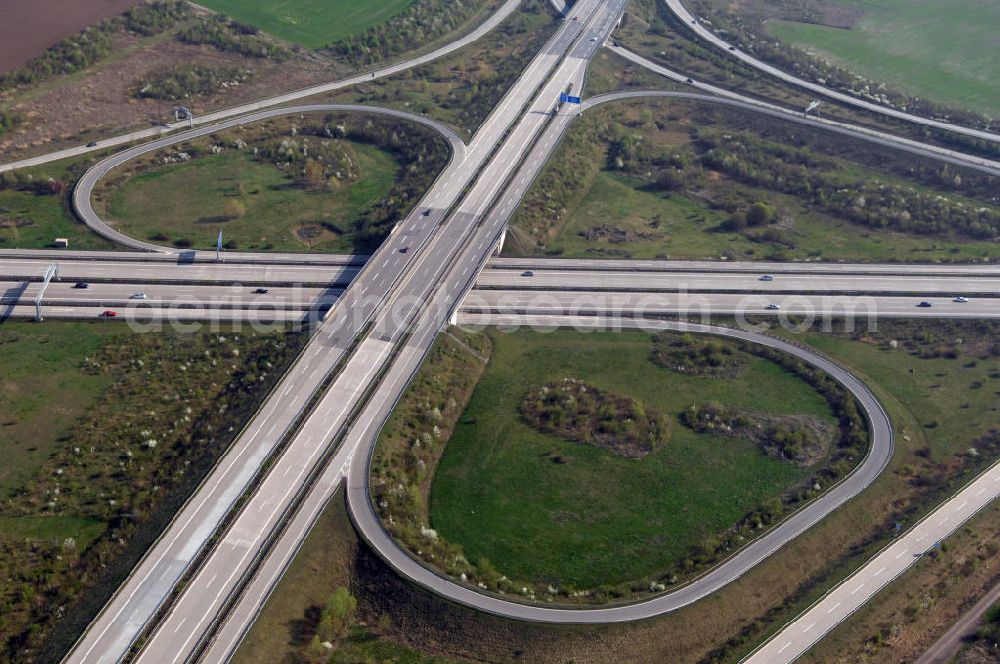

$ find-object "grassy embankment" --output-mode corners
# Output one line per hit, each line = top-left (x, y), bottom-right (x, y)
(314, 0), (559, 139)
(0, 155), (117, 249)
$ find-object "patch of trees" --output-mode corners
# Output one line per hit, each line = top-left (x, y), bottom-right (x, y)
(625, 334), (871, 596)
(0, 2), (188, 91)
(680, 401), (834, 466)
(177, 15), (287, 59)
(651, 333), (749, 377)
(520, 378), (668, 458)
(434, 2), (556, 131)
(134, 64), (252, 101)
(327, 0), (488, 64)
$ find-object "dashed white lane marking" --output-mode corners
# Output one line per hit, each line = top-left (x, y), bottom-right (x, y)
(803, 622), (816, 633)
(827, 601), (842, 614)
(895, 549), (907, 559)
(778, 642), (792, 654)
(851, 583), (866, 595)
(956, 501), (968, 510)
(873, 566), (886, 577)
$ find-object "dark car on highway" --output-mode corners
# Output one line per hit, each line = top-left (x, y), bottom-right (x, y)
(252, 288), (269, 294)
(74, 281), (89, 289)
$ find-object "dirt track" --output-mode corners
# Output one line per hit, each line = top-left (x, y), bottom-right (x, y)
(0, 0), (141, 73)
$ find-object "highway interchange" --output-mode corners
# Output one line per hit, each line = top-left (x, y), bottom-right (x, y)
(1, 0), (999, 662)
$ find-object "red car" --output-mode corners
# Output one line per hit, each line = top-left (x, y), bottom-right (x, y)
(100, 310), (118, 318)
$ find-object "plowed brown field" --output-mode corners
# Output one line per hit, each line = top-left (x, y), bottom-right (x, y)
(0, 0), (140, 73)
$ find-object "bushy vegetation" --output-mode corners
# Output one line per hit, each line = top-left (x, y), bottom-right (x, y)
(651, 333), (749, 377)
(695, 131), (998, 241)
(0, 324), (307, 661)
(520, 378), (668, 458)
(177, 14), (287, 59)
(0, 111), (25, 136)
(327, 0), (489, 64)
(0, 2), (188, 91)
(680, 401), (835, 465)
(972, 602), (1000, 649)
(134, 63), (252, 101)
(510, 99), (1000, 261)
(340, 0), (557, 137)
(370, 330), (493, 587)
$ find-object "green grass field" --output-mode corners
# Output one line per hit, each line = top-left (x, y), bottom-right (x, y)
(106, 146), (399, 252)
(519, 170), (1000, 262)
(768, 0), (1000, 117)
(429, 329), (836, 588)
(193, 0), (415, 49)
(0, 189), (115, 250)
(0, 322), (126, 500)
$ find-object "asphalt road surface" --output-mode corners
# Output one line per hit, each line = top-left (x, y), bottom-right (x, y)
(745, 459), (1000, 664)
(63, 4), (622, 662)
(344, 312), (893, 624)
(6, 1), (990, 660)
(6, 287), (997, 323)
(660, 0), (1000, 144)
(71, 104), (466, 252)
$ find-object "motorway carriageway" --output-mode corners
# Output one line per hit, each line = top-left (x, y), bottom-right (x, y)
(7, 255), (1000, 290)
(63, 3), (626, 662)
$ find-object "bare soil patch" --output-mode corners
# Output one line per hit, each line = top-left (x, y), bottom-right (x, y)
(0, 34), (332, 160)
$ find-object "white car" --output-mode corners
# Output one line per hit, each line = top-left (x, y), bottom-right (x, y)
(130, 292), (147, 300)
(766, 303), (780, 310)
(759, 274), (775, 282)
(954, 296), (969, 303)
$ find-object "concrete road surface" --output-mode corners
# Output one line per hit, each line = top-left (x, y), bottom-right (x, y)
(343, 312), (893, 623)
(745, 460), (1000, 664)
(63, 4), (621, 662)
